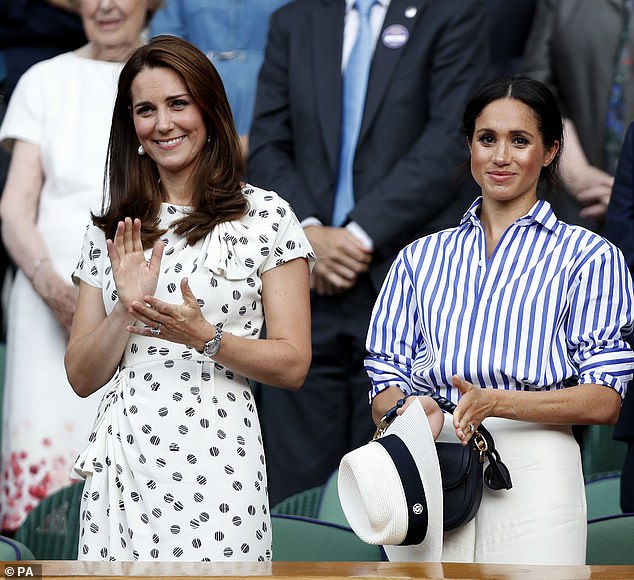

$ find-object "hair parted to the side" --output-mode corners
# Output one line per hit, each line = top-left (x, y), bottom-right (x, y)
(93, 35), (247, 247)
(460, 76), (564, 196)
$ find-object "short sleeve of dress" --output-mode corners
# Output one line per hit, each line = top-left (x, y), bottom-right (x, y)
(72, 224), (107, 288)
(0, 61), (46, 148)
(259, 193), (316, 274)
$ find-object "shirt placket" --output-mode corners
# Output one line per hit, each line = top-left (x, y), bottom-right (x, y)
(462, 223), (510, 381)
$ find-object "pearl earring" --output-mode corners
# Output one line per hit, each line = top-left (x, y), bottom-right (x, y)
(137, 145), (145, 156)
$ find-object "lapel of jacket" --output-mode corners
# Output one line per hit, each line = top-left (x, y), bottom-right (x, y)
(359, 0), (428, 144)
(312, 0), (346, 176)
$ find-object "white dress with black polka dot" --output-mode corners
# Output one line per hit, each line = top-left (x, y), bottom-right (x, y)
(71, 186), (315, 562)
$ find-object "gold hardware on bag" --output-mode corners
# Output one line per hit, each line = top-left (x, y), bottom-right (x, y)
(373, 418), (390, 440)
(373, 396), (410, 440)
(473, 431), (488, 463)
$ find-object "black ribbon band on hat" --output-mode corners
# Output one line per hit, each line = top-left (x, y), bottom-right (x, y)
(375, 434), (428, 545)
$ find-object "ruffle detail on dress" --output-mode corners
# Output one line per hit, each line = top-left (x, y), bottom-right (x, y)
(200, 187), (292, 280)
(200, 220), (261, 281)
(72, 373), (124, 481)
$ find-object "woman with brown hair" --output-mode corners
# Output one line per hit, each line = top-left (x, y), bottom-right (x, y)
(64, 36), (314, 561)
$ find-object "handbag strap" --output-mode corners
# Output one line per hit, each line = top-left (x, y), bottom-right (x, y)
(424, 390), (512, 490)
(375, 392), (512, 490)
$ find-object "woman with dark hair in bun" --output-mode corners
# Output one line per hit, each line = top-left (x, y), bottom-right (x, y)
(367, 77), (634, 564)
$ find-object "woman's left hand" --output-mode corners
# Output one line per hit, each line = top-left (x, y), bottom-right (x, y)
(127, 277), (212, 348)
(452, 375), (496, 445)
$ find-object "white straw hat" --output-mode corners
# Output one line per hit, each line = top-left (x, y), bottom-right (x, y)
(337, 399), (443, 561)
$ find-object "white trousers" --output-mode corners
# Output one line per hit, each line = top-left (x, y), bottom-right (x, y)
(439, 416), (587, 565)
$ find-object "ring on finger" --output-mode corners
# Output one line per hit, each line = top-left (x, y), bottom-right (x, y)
(149, 322), (162, 336)
(468, 423), (475, 433)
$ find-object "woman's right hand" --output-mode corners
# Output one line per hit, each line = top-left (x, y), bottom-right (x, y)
(401, 396), (444, 440)
(107, 217), (164, 310)
(45, 283), (77, 335)
(31, 265), (79, 336)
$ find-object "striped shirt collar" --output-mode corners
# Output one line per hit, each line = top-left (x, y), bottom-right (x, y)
(459, 197), (560, 233)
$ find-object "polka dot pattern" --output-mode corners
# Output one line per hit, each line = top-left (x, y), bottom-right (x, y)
(72, 186), (314, 561)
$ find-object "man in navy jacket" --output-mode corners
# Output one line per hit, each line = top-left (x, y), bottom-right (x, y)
(247, 0), (489, 505)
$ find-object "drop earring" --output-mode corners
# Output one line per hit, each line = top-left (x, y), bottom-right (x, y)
(137, 145), (145, 156)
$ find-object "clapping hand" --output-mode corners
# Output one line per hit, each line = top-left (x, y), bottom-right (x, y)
(107, 217), (164, 311)
(127, 277), (211, 348)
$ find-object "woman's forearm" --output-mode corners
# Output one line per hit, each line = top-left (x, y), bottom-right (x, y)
(371, 386), (409, 425)
(453, 377), (623, 432)
(0, 141), (49, 280)
(65, 299), (134, 397)
(205, 329), (311, 391)
(181, 260), (312, 391)
(2, 217), (49, 281)
(488, 383), (622, 425)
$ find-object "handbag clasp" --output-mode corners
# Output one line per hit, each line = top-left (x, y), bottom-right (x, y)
(473, 431), (488, 463)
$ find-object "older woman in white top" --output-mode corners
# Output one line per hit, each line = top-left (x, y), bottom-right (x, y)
(0, 0), (160, 532)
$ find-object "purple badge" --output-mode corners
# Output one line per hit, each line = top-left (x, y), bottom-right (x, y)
(382, 24), (409, 49)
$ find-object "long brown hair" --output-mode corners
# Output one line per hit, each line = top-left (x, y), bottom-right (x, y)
(94, 35), (247, 246)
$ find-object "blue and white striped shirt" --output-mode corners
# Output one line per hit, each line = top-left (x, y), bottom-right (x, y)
(366, 198), (634, 404)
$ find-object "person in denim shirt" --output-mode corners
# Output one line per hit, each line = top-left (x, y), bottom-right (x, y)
(150, 0), (290, 158)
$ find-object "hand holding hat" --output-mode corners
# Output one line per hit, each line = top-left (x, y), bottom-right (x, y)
(337, 398), (443, 562)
